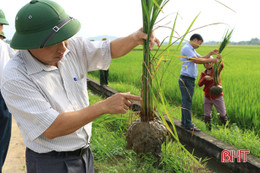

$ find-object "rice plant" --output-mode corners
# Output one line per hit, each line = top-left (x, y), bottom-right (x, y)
(141, 0), (170, 121)
(210, 29), (233, 96)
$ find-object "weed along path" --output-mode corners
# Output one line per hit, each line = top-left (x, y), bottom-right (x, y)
(87, 77), (260, 173)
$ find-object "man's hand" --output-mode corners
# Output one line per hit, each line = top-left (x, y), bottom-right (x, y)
(217, 53), (222, 60)
(102, 92), (142, 114)
(110, 28), (160, 58)
(133, 28), (160, 50)
(211, 58), (219, 63)
(210, 49), (219, 55)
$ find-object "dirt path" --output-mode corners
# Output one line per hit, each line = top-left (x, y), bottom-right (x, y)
(2, 117), (26, 173)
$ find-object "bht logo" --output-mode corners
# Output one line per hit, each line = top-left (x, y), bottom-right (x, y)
(221, 150), (250, 163)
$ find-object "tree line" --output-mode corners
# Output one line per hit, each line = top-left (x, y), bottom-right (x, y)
(205, 38), (260, 45)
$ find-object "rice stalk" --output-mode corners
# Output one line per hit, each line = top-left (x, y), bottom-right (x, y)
(213, 29), (233, 85)
(141, 0), (169, 121)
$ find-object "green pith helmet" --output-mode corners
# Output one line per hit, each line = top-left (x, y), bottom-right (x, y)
(0, 9), (9, 25)
(11, 0), (81, 49)
(0, 31), (6, 39)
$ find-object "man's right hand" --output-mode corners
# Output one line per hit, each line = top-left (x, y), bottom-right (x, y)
(101, 92), (142, 114)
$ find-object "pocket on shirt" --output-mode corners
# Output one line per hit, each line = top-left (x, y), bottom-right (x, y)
(74, 77), (87, 93)
(71, 75), (89, 107)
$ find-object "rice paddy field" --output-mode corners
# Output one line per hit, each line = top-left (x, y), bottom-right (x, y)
(88, 44), (260, 134)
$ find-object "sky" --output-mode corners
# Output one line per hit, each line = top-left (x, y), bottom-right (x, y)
(1, 0), (260, 42)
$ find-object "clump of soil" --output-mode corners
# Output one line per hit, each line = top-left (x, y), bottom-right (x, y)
(126, 119), (167, 159)
(210, 85), (223, 96)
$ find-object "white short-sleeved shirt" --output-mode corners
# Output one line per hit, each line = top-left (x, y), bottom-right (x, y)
(1, 37), (111, 153)
(0, 39), (16, 86)
(180, 43), (200, 79)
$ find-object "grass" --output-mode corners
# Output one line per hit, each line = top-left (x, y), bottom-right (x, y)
(88, 91), (212, 172)
(87, 45), (260, 158)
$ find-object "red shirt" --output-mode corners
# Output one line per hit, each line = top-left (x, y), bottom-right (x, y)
(198, 63), (224, 100)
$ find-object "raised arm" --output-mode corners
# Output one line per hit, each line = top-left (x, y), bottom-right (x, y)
(110, 28), (160, 58)
(200, 49), (218, 59)
(190, 49), (218, 64)
(191, 57), (218, 64)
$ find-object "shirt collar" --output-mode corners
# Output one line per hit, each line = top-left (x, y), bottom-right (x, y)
(187, 42), (194, 50)
(21, 49), (70, 75)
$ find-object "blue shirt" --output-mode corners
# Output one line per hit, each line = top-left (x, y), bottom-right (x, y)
(180, 43), (200, 79)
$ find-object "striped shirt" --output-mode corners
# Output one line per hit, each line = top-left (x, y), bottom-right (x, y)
(1, 37), (111, 153)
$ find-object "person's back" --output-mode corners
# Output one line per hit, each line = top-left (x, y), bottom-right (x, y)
(0, 40), (9, 82)
(0, 40), (16, 86)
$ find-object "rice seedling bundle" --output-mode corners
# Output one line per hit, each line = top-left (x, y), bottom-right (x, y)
(210, 29), (233, 96)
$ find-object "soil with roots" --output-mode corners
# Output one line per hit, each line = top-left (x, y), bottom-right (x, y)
(126, 119), (168, 159)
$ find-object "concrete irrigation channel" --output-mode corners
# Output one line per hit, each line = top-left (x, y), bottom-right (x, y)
(87, 77), (260, 173)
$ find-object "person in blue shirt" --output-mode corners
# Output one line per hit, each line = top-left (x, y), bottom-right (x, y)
(179, 34), (219, 131)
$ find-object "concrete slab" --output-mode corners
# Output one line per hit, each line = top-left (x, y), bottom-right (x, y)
(164, 116), (260, 173)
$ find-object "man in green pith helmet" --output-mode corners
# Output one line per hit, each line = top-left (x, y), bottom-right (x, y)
(0, 8), (16, 173)
(1, 0), (160, 172)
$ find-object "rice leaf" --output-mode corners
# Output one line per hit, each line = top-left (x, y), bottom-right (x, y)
(219, 29), (233, 53)
(213, 29), (233, 85)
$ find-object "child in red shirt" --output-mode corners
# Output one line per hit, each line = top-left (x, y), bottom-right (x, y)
(198, 56), (228, 130)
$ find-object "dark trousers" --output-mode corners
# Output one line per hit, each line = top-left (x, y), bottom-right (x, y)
(0, 92), (12, 173)
(26, 147), (94, 173)
(100, 69), (109, 86)
(178, 76), (195, 128)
